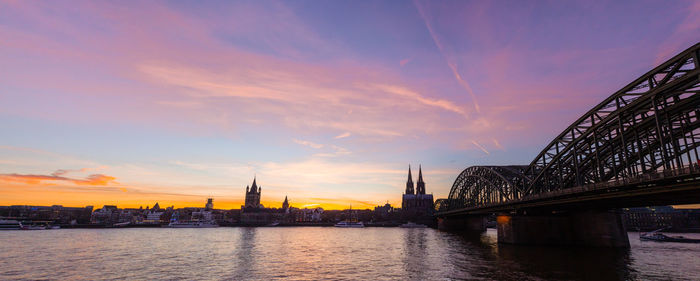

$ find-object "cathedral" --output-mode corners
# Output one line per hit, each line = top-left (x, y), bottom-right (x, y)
(401, 165), (434, 219)
(243, 177), (262, 209)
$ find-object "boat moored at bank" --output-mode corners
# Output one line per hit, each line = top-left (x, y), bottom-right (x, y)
(399, 222), (427, 228)
(21, 225), (47, 230)
(0, 220), (23, 230)
(334, 221), (364, 228)
(640, 228), (700, 243)
(168, 221), (219, 228)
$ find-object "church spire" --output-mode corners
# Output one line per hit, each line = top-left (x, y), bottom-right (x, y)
(251, 176), (258, 193)
(282, 195), (289, 209)
(416, 165), (426, 195)
(405, 165), (414, 194)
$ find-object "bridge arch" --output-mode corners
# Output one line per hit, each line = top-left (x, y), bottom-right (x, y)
(444, 166), (528, 210)
(523, 42), (700, 194)
(443, 42), (700, 211)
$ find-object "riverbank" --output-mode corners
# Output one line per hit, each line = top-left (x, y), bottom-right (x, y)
(52, 221), (407, 229)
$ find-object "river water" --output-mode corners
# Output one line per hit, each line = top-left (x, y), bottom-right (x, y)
(1, 227), (699, 280)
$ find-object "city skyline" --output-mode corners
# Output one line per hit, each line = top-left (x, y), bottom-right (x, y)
(2, 0), (699, 210)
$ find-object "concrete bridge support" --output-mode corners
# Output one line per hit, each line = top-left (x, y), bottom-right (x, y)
(497, 209), (629, 247)
(437, 215), (487, 232)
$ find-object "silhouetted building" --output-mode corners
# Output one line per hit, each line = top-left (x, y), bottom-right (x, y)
(91, 205), (120, 225)
(243, 177), (262, 209)
(240, 177), (291, 225)
(624, 206), (700, 232)
(374, 203), (394, 214)
(0, 205), (93, 225)
(401, 165), (434, 222)
(296, 207), (324, 222)
(205, 198), (214, 211)
(373, 202), (398, 222)
(282, 196), (289, 211)
(145, 203), (163, 223)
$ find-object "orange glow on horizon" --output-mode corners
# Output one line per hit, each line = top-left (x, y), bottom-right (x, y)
(0, 181), (397, 210)
(0, 197), (392, 211)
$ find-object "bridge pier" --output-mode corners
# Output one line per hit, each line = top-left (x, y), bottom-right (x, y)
(437, 215), (486, 232)
(497, 209), (629, 247)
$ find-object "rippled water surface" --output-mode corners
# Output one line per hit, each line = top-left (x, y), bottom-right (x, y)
(1, 228), (699, 280)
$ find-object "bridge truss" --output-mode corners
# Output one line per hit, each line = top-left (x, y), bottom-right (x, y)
(440, 42), (700, 212)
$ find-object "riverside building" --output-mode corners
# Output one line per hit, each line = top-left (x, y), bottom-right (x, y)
(243, 177), (263, 209)
(240, 177), (289, 225)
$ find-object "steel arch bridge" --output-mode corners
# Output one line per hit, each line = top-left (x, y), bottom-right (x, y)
(438, 42), (700, 213)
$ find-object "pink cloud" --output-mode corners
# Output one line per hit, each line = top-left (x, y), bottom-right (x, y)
(334, 132), (351, 139)
(293, 139), (324, 149)
(365, 84), (469, 118)
(0, 0), (558, 156)
(1, 0), (693, 159)
(0, 171), (117, 186)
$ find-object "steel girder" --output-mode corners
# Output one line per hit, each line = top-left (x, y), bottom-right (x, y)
(444, 166), (528, 210)
(434, 199), (450, 212)
(443, 42), (700, 211)
(523, 42), (700, 194)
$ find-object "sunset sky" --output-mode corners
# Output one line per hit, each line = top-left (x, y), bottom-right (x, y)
(1, 0), (698, 210)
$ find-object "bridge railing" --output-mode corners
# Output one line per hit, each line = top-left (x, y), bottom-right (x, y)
(436, 164), (700, 212)
(519, 165), (700, 202)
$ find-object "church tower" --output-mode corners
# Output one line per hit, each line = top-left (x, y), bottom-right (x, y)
(244, 176), (262, 209)
(405, 165), (414, 195)
(282, 196), (289, 210)
(416, 165), (425, 195)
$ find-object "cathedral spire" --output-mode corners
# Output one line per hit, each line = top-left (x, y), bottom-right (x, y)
(282, 195), (289, 209)
(416, 165), (426, 195)
(405, 165), (414, 194)
(418, 165), (424, 183)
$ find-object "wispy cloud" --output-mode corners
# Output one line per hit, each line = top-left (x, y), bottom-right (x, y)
(471, 140), (490, 155)
(51, 167), (108, 177)
(446, 62), (480, 113)
(492, 138), (504, 150)
(300, 203), (320, 208)
(368, 84), (469, 118)
(293, 138), (324, 149)
(334, 132), (351, 139)
(139, 62), (470, 140)
(0, 171), (117, 186)
(414, 0), (481, 113)
(314, 145), (351, 158)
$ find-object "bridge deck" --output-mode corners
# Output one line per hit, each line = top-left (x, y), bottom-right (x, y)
(437, 167), (700, 216)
